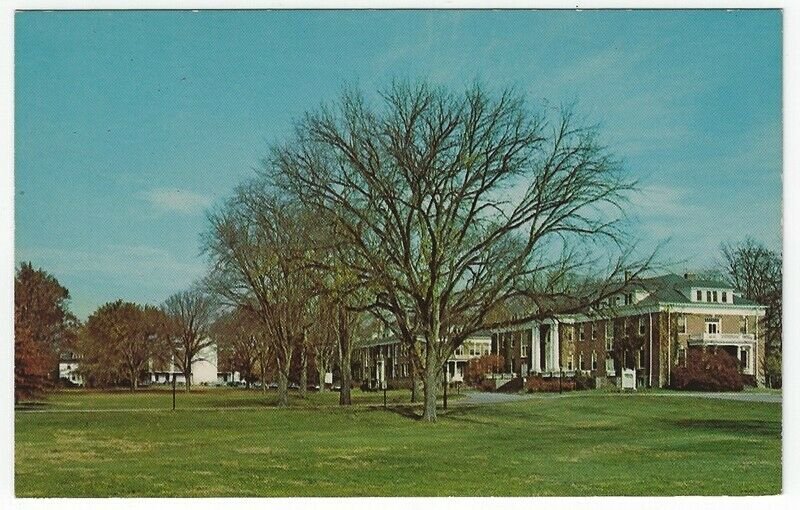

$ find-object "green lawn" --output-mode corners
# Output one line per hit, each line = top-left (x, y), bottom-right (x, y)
(15, 390), (781, 497)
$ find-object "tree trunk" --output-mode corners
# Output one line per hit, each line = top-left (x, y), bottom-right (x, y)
(422, 364), (440, 422)
(318, 358), (327, 392)
(277, 370), (289, 407)
(421, 335), (441, 422)
(410, 357), (419, 403)
(299, 348), (308, 399)
(339, 341), (352, 406)
(260, 354), (267, 394)
(184, 368), (191, 393)
(337, 308), (353, 406)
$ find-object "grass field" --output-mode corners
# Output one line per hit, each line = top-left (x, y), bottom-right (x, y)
(15, 389), (781, 497)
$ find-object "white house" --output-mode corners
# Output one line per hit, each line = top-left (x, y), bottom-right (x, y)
(149, 343), (218, 385)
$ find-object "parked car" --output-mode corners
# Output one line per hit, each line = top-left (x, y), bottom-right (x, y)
(268, 382), (279, 389)
(288, 382), (300, 390)
(307, 384), (320, 391)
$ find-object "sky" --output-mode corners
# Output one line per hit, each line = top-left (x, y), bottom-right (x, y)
(14, 9), (782, 320)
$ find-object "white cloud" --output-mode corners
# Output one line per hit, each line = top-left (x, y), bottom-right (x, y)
(16, 244), (206, 282)
(141, 188), (211, 215)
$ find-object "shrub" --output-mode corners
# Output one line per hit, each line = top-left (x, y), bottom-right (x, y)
(465, 354), (505, 386)
(573, 372), (595, 390)
(672, 349), (744, 392)
(479, 379), (496, 392)
(525, 376), (576, 393)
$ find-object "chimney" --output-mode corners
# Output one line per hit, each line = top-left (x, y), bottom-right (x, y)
(684, 272), (696, 281)
(624, 270), (632, 281)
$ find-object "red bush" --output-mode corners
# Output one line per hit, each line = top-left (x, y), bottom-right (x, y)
(465, 354), (505, 386)
(672, 349), (744, 392)
(525, 376), (576, 393)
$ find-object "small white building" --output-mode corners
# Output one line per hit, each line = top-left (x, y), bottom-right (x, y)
(58, 351), (84, 386)
(149, 343), (218, 386)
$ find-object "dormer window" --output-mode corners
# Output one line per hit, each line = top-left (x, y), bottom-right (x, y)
(712, 291), (718, 302)
(706, 290), (712, 302)
(722, 292), (728, 303)
(696, 290), (702, 301)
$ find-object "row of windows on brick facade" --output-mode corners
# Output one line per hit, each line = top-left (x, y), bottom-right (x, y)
(565, 349), (647, 372)
(570, 314), (751, 344)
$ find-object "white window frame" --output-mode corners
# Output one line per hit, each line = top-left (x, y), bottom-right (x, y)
(638, 316), (646, 336)
(705, 318), (720, 335)
(605, 320), (614, 351)
(605, 356), (615, 376)
(591, 351), (597, 371)
(677, 314), (687, 334)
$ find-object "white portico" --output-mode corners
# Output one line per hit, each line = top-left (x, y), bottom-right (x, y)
(492, 319), (561, 376)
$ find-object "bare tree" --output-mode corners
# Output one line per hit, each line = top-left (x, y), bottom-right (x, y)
(271, 81), (649, 421)
(204, 186), (317, 406)
(720, 238), (782, 386)
(212, 307), (261, 389)
(162, 288), (216, 392)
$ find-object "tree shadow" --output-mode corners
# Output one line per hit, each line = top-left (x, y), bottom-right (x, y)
(673, 419), (781, 436)
(382, 405), (423, 421)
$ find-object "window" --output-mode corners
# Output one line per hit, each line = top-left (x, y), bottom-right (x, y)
(722, 291), (728, 303)
(605, 357), (615, 375)
(591, 323), (597, 340)
(740, 349), (749, 370)
(712, 290), (718, 302)
(677, 347), (687, 367)
(521, 341), (528, 358)
(677, 314), (687, 334)
(740, 316), (749, 334)
(696, 290), (702, 301)
(605, 321), (614, 351)
(637, 349), (644, 369)
(706, 318), (720, 335)
(579, 353), (585, 371)
(577, 325), (584, 342)
(591, 352), (597, 371)
(638, 316), (646, 336)
(625, 293), (633, 305)
(568, 354), (574, 371)
(706, 290), (712, 302)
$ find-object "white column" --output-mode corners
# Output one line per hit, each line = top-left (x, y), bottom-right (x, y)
(531, 326), (540, 374)
(552, 320), (560, 371)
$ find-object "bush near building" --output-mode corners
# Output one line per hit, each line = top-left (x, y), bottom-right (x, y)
(672, 349), (744, 392)
(465, 354), (505, 386)
(526, 376), (576, 393)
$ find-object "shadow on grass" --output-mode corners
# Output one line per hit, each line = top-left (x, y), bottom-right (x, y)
(15, 401), (53, 411)
(673, 419), (780, 436)
(383, 405), (423, 421)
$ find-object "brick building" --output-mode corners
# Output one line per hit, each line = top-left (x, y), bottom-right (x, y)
(358, 332), (492, 389)
(491, 273), (766, 388)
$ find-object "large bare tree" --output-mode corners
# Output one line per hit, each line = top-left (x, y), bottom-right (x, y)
(720, 238), (782, 386)
(212, 307), (263, 389)
(204, 186), (317, 406)
(271, 81), (648, 421)
(162, 288), (216, 392)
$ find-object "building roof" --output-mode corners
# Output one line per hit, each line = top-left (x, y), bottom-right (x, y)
(626, 273), (762, 308)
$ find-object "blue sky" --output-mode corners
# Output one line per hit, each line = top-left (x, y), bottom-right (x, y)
(15, 10), (782, 320)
